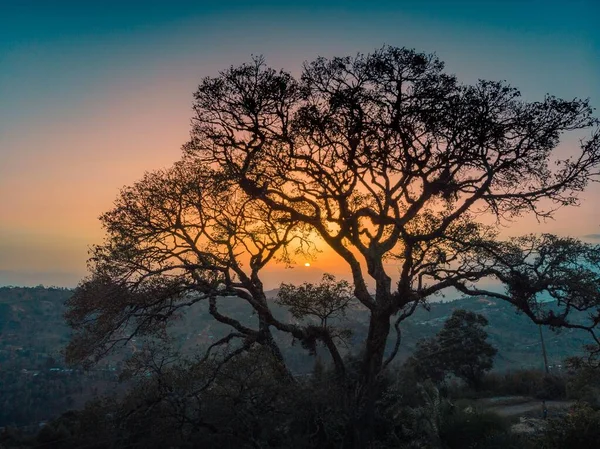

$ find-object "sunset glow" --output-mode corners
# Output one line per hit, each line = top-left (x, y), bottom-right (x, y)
(1, 1), (598, 288)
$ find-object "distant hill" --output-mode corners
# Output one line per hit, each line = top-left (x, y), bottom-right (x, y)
(0, 285), (594, 428)
(401, 296), (590, 371)
(0, 286), (72, 359)
(0, 286), (592, 373)
(0, 287), (120, 428)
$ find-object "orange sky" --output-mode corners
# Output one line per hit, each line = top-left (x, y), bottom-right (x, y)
(1, 1), (598, 288)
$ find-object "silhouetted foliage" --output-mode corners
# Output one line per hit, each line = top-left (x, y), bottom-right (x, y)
(446, 310), (498, 388)
(408, 337), (448, 384)
(565, 355), (600, 408)
(411, 310), (497, 389)
(438, 407), (511, 449)
(474, 369), (567, 401)
(2, 351), (510, 449)
(277, 274), (354, 375)
(534, 403), (600, 448)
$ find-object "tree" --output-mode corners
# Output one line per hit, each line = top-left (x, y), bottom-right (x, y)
(439, 310), (497, 388)
(409, 338), (448, 385)
(66, 46), (600, 438)
(565, 351), (600, 408)
(536, 403), (600, 448)
(412, 310), (497, 389)
(276, 273), (354, 376)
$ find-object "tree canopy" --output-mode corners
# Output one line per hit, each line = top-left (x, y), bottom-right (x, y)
(411, 309), (497, 388)
(66, 46), (600, 390)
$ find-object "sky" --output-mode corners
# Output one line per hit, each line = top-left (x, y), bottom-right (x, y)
(1, 0), (599, 288)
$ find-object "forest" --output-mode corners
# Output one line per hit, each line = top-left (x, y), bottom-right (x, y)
(1, 284), (599, 447)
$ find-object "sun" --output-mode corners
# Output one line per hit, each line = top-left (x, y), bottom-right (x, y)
(304, 262), (311, 267)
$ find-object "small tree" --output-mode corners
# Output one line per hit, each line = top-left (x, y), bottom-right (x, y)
(276, 273), (354, 375)
(277, 274), (353, 329)
(440, 310), (497, 389)
(565, 352), (600, 408)
(412, 309), (497, 389)
(409, 337), (448, 385)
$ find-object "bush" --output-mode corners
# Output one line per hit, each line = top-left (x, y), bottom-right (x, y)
(451, 370), (567, 400)
(565, 362), (600, 408)
(498, 370), (545, 397)
(470, 432), (536, 449)
(535, 404), (600, 448)
(439, 407), (511, 449)
(538, 374), (567, 400)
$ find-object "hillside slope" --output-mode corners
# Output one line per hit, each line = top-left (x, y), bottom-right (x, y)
(0, 286), (591, 372)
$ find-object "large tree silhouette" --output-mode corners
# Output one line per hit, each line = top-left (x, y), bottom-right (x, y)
(67, 47), (600, 392)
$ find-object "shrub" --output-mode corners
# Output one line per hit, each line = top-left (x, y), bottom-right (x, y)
(535, 404), (600, 448)
(565, 361), (600, 408)
(439, 407), (510, 449)
(537, 374), (567, 400)
(456, 369), (567, 400)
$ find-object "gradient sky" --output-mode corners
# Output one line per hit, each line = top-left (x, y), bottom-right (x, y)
(1, 0), (599, 288)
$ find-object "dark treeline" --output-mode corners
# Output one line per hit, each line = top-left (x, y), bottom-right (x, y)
(0, 285), (593, 429)
(2, 286), (600, 448)
(2, 318), (600, 448)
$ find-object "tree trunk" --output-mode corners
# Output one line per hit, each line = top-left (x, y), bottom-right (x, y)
(322, 332), (346, 378)
(361, 259), (392, 384)
(361, 307), (391, 385)
(344, 307), (392, 448)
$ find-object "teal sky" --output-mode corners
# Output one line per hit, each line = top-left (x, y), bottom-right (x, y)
(1, 0), (599, 287)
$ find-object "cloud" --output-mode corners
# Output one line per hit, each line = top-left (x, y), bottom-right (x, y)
(582, 234), (600, 240)
(0, 270), (81, 288)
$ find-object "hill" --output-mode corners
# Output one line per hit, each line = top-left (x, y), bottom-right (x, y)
(1, 285), (595, 428)
(0, 286), (588, 427)
(0, 286), (591, 373)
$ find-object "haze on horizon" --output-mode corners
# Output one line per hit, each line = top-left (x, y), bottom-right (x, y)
(1, 0), (599, 289)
